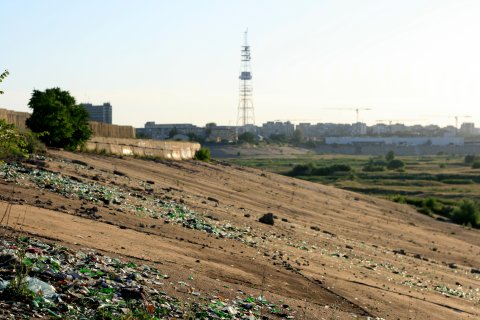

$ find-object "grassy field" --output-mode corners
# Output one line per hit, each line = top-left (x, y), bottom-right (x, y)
(225, 154), (480, 227)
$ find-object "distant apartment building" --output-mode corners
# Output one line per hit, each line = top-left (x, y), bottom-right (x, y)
(371, 123), (389, 135)
(81, 103), (112, 124)
(296, 123), (319, 139)
(208, 126), (237, 142)
(460, 122), (475, 135)
(389, 123), (407, 134)
(261, 121), (294, 138)
(351, 122), (367, 135)
(141, 122), (205, 140)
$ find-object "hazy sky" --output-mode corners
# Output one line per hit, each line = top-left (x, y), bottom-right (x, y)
(2, 0), (480, 127)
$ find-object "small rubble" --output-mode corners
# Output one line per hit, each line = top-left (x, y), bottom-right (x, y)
(0, 236), (295, 319)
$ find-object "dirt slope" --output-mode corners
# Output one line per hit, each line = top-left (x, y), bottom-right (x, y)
(1, 150), (479, 319)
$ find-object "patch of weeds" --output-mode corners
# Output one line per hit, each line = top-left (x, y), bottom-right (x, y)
(0, 247), (35, 302)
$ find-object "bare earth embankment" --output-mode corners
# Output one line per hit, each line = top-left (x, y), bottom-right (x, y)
(1, 150), (479, 319)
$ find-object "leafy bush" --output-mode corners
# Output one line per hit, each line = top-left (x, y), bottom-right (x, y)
(289, 163), (351, 176)
(268, 134), (287, 143)
(238, 132), (256, 144)
(362, 157), (387, 172)
(314, 164), (351, 176)
(472, 161), (480, 169)
(386, 150), (395, 162)
(390, 195), (406, 204)
(289, 163), (315, 176)
(362, 164), (385, 172)
(26, 87), (92, 150)
(464, 154), (476, 164)
(422, 197), (440, 213)
(387, 159), (405, 170)
(442, 179), (474, 185)
(0, 120), (29, 160)
(451, 200), (480, 228)
(194, 147), (211, 161)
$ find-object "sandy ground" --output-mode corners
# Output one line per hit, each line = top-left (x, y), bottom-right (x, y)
(1, 150), (479, 319)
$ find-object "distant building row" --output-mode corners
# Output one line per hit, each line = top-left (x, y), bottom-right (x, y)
(136, 120), (477, 143)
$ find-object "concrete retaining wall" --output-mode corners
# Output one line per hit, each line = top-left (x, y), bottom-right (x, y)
(88, 121), (136, 139)
(0, 108), (30, 129)
(85, 137), (201, 160)
(0, 108), (135, 139)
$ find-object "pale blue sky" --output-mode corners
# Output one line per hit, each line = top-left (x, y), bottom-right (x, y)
(2, 0), (480, 127)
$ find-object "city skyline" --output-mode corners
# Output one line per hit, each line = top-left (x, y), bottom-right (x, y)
(2, 1), (480, 127)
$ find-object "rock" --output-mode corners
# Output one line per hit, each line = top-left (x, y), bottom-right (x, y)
(244, 213), (251, 218)
(471, 268), (480, 274)
(323, 230), (336, 237)
(281, 218), (288, 222)
(113, 170), (127, 177)
(72, 160), (88, 167)
(393, 249), (406, 255)
(259, 213), (274, 226)
(310, 226), (320, 231)
(120, 287), (145, 300)
(146, 180), (155, 185)
(207, 197), (219, 203)
(448, 263), (458, 269)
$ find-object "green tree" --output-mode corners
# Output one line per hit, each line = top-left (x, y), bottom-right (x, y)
(205, 122), (216, 135)
(387, 159), (405, 170)
(26, 88), (92, 150)
(238, 131), (256, 144)
(451, 200), (480, 228)
(168, 127), (179, 138)
(0, 70), (9, 94)
(464, 154), (476, 164)
(268, 134), (287, 143)
(291, 129), (304, 144)
(386, 150), (395, 162)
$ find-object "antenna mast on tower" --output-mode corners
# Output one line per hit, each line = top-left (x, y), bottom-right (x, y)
(236, 29), (255, 132)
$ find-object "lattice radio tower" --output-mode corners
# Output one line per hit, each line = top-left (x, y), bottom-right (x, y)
(236, 29), (255, 131)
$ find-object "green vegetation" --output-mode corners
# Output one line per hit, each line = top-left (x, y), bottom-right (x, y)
(464, 154), (476, 164)
(0, 119), (29, 160)
(226, 154), (480, 229)
(0, 69), (9, 94)
(0, 247), (35, 302)
(194, 147), (211, 161)
(387, 159), (405, 170)
(451, 200), (480, 227)
(289, 163), (351, 177)
(26, 87), (92, 150)
(238, 132), (257, 144)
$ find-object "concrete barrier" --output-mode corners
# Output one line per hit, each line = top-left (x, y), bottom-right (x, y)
(85, 137), (201, 160)
(88, 121), (136, 139)
(0, 108), (30, 129)
(0, 108), (136, 139)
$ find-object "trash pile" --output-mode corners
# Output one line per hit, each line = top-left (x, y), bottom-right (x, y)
(0, 236), (295, 319)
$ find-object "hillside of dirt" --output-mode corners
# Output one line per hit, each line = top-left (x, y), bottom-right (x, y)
(0, 150), (479, 319)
